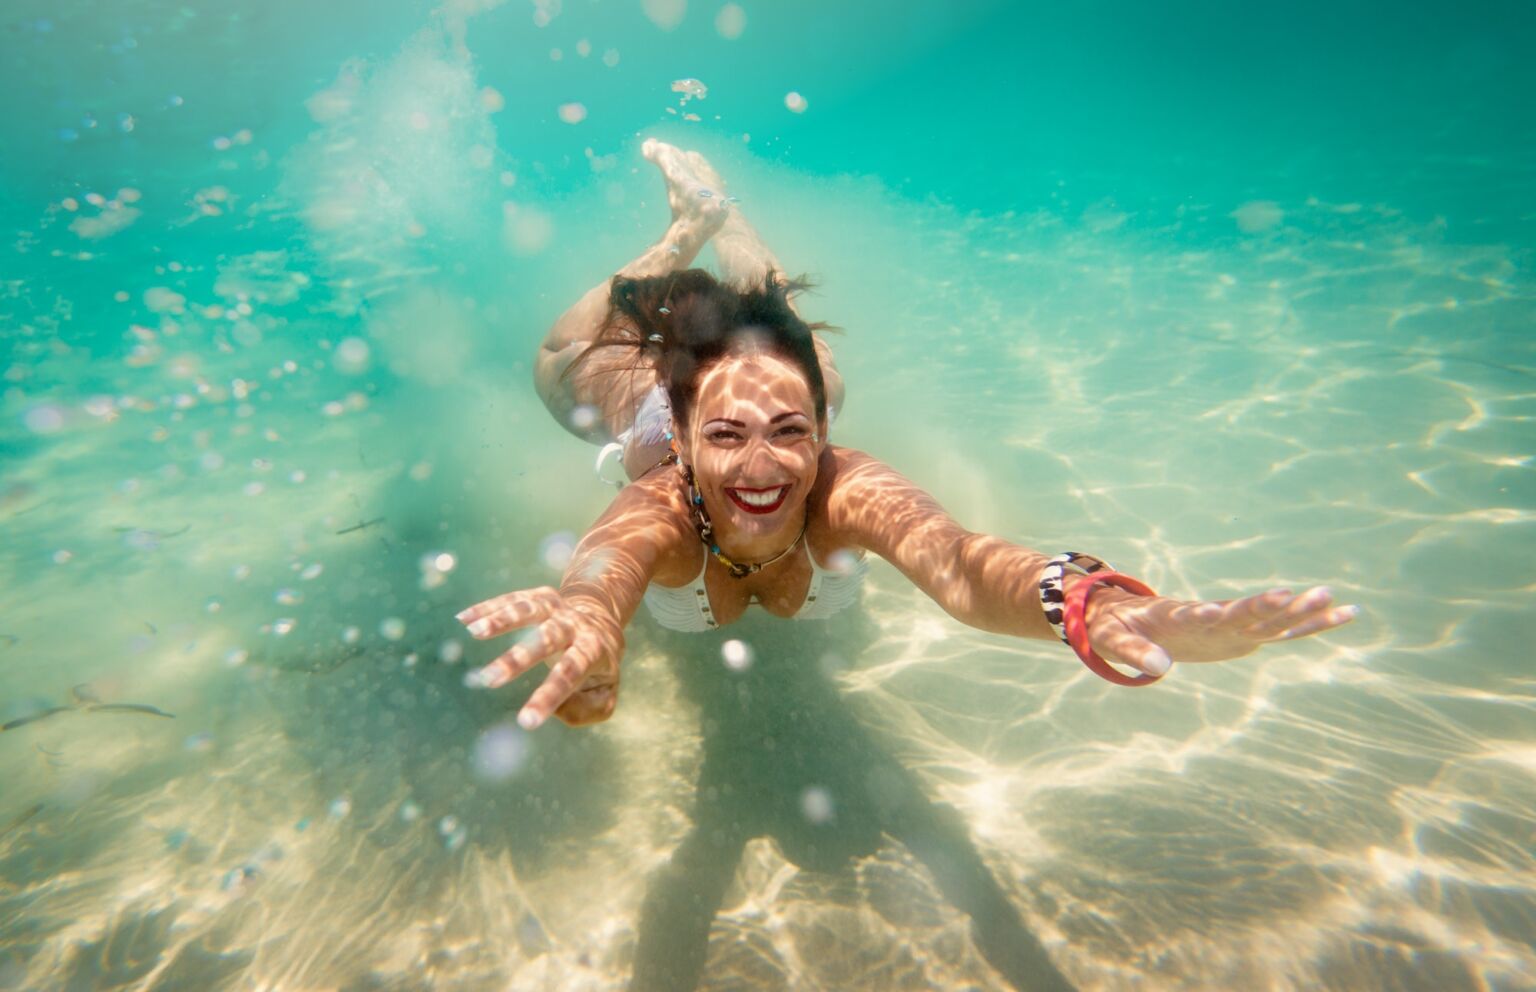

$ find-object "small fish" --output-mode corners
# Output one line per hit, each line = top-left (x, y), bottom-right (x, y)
(69, 683), (101, 705)
(88, 703), (175, 719)
(34, 743), (63, 757)
(1, 804), (43, 840)
(1, 706), (71, 732)
(336, 516), (384, 535)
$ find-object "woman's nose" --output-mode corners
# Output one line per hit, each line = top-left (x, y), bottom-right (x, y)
(741, 437), (781, 478)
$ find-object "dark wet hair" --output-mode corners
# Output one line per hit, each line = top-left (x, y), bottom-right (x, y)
(566, 268), (833, 430)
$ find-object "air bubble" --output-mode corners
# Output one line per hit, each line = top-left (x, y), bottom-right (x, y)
(800, 786), (834, 824)
(721, 639), (753, 671)
(473, 723), (531, 782)
(716, 4), (746, 39)
(539, 532), (577, 571)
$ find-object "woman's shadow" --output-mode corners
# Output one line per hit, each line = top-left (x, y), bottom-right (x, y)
(628, 606), (1077, 991)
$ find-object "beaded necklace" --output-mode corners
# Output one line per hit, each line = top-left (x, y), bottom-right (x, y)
(640, 431), (809, 579)
(680, 462), (807, 578)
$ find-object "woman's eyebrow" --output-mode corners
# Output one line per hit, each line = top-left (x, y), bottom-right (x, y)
(704, 418), (746, 428)
(769, 411), (810, 424)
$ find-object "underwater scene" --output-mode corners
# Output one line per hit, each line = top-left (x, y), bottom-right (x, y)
(1, 0), (1533, 989)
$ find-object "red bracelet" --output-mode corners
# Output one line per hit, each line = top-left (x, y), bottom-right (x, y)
(1061, 571), (1165, 687)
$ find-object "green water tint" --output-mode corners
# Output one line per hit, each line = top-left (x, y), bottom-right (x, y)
(2, 0), (1534, 989)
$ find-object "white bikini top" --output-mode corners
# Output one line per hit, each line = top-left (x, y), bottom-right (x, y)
(643, 546), (869, 632)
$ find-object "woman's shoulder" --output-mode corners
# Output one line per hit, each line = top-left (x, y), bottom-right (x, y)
(614, 462), (694, 524)
(812, 445), (945, 547)
(815, 444), (905, 495)
(606, 464), (700, 582)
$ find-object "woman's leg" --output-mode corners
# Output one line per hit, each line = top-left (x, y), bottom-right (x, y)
(684, 152), (846, 419)
(534, 140), (731, 443)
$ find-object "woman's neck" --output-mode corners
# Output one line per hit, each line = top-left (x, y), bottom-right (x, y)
(708, 509), (808, 565)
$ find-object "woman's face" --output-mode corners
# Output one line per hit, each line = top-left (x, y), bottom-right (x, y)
(682, 351), (824, 545)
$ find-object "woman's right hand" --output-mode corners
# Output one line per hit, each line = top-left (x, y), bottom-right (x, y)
(456, 586), (625, 729)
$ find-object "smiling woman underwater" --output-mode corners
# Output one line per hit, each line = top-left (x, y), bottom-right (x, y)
(456, 139), (1356, 730)
(452, 138), (1360, 992)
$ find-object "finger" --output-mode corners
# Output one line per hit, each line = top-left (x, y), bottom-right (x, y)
(477, 615), (576, 689)
(519, 649), (594, 730)
(1220, 587), (1297, 627)
(1277, 604), (1360, 641)
(1092, 625), (1173, 677)
(456, 586), (558, 627)
(554, 658), (619, 726)
(1251, 586), (1335, 638)
(458, 587), (560, 638)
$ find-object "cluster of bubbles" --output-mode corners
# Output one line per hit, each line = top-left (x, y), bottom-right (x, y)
(439, 815), (467, 851)
(419, 550), (457, 590)
(672, 78), (708, 104)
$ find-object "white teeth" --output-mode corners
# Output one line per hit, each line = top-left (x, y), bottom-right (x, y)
(734, 487), (786, 507)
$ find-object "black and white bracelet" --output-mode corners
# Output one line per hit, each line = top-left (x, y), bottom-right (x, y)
(1038, 552), (1113, 643)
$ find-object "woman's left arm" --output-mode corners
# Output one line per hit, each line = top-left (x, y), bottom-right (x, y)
(824, 448), (1357, 677)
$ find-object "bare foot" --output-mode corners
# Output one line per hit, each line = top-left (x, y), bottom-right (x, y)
(681, 149), (781, 289)
(642, 139), (730, 256)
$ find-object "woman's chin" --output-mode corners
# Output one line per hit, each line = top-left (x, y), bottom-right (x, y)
(725, 498), (803, 539)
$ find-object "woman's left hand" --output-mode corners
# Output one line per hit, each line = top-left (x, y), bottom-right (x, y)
(1083, 585), (1359, 677)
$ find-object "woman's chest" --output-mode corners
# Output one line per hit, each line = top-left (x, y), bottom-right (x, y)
(704, 553), (815, 624)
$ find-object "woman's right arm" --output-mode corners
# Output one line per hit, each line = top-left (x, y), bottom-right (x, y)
(456, 474), (692, 729)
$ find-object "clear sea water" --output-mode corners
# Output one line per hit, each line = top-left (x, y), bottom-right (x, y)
(2, 1), (1534, 989)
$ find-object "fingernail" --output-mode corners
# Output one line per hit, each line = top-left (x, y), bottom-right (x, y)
(517, 709), (543, 731)
(1145, 648), (1172, 676)
(467, 618), (490, 638)
(1339, 604), (1360, 619)
(455, 609), (472, 622)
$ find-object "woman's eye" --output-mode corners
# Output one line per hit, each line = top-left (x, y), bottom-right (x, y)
(774, 426), (806, 438)
(707, 431), (741, 443)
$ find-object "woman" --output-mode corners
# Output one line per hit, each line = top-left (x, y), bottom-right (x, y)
(457, 140), (1357, 730)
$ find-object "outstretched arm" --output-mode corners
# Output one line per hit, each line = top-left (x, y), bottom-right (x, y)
(824, 449), (1356, 677)
(457, 475), (693, 727)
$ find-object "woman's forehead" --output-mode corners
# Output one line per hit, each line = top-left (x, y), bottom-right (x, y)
(694, 354), (814, 419)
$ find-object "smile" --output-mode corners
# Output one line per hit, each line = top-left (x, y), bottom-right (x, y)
(725, 486), (789, 514)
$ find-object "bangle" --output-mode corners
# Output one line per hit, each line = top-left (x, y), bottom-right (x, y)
(1038, 552), (1113, 644)
(1061, 570), (1164, 687)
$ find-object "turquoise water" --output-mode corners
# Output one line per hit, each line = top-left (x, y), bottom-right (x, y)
(2, 1), (1534, 989)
